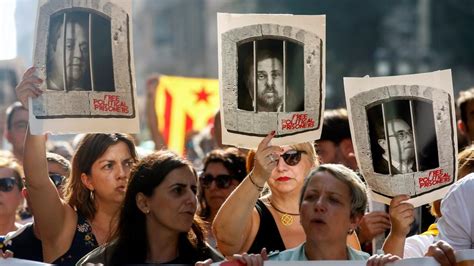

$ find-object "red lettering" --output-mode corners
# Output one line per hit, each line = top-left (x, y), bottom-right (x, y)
(418, 169), (452, 188)
(92, 95), (129, 114)
(281, 114), (315, 130)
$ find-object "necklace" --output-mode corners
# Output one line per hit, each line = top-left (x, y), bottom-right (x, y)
(268, 199), (299, 226)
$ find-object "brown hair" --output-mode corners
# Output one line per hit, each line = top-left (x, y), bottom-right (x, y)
(63, 133), (137, 220)
(198, 148), (247, 220)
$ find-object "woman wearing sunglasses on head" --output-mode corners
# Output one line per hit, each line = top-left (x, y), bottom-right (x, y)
(213, 132), (320, 256)
(15, 67), (138, 265)
(197, 148), (247, 248)
(0, 155), (24, 235)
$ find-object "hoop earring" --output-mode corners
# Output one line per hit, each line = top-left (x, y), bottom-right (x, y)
(90, 190), (95, 201)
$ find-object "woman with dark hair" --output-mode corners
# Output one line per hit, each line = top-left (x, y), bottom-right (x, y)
(198, 148), (247, 247)
(78, 151), (223, 264)
(16, 68), (138, 264)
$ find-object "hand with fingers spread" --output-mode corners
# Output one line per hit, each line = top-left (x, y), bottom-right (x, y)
(366, 253), (401, 266)
(251, 131), (283, 186)
(382, 195), (415, 257)
(357, 211), (391, 244)
(15, 67), (43, 109)
(424, 240), (456, 266)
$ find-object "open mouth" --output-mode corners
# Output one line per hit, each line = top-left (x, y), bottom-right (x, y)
(311, 218), (326, 225)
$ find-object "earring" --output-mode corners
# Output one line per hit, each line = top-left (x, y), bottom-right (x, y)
(144, 209), (150, 214)
(90, 190), (95, 201)
(348, 228), (354, 235)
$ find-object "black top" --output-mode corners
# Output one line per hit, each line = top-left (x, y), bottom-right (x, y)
(247, 199), (286, 254)
(53, 212), (99, 265)
(5, 222), (43, 262)
(77, 238), (223, 265)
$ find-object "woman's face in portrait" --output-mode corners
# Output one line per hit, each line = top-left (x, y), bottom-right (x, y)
(300, 171), (358, 243)
(85, 141), (134, 205)
(267, 146), (313, 194)
(146, 166), (198, 234)
(202, 162), (239, 214)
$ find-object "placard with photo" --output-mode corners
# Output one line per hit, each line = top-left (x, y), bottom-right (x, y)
(30, 0), (138, 134)
(344, 70), (457, 207)
(218, 13), (325, 148)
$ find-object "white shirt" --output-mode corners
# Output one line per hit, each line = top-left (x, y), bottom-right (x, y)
(404, 234), (437, 258)
(438, 174), (474, 250)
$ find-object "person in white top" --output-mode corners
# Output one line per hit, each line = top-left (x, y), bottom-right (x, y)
(438, 173), (474, 250)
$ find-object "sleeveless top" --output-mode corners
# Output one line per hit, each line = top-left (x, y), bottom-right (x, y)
(247, 199), (286, 254)
(52, 212), (99, 265)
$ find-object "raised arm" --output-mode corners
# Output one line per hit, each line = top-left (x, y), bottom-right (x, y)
(17, 68), (76, 254)
(212, 131), (281, 256)
(382, 195), (414, 257)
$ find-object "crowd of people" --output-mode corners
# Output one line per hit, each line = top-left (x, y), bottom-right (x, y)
(0, 67), (473, 266)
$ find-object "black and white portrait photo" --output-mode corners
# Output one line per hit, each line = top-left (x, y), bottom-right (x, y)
(345, 70), (457, 207)
(47, 11), (114, 92)
(367, 100), (439, 175)
(30, 0), (138, 134)
(219, 13), (325, 148)
(237, 39), (304, 113)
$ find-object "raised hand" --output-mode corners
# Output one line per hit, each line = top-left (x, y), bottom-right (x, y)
(15, 67), (43, 109)
(389, 195), (415, 238)
(251, 131), (283, 185)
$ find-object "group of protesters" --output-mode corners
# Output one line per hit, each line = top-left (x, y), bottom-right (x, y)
(0, 68), (473, 266)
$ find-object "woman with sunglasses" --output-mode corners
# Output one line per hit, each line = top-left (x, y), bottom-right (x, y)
(15, 68), (138, 265)
(213, 132), (319, 256)
(78, 151), (224, 265)
(4, 152), (71, 262)
(0, 155), (24, 235)
(197, 148), (247, 247)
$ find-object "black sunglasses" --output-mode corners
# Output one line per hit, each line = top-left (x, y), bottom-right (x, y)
(0, 177), (17, 192)
(279, 150), (306, 166)
(199, 174), (234, 189)
(49, 174), (65, 187)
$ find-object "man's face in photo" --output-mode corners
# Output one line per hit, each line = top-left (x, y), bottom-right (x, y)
(64, 19), (89, 90)
(248, 56), (284, 111)
(379, 118), (415, 163)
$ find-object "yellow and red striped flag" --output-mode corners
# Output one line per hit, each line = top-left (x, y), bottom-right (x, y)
(155, 75), (219, 155)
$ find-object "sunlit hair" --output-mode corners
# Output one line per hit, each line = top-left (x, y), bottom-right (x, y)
(109, 150), (207, 264)
(198, 148), (247, 220)
(46, 152), (71, 174)
(299, 164), (367, 218)
(0, 154), (23, 190)
(64, 133), (137, 220)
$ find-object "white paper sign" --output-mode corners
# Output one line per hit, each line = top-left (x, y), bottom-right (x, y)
(344, 70), (457, 207)
(30, 0), (138, 134)
(218, 13), (326, 148)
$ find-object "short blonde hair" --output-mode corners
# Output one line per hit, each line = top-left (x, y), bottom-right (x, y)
(300, 164), (367, 218)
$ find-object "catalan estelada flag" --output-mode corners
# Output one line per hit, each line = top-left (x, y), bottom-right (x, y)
(155, 75), (219, 155)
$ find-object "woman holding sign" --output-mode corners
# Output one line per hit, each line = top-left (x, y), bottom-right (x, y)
(213, 132), (361, 256)
(15, 67), (138, 264)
